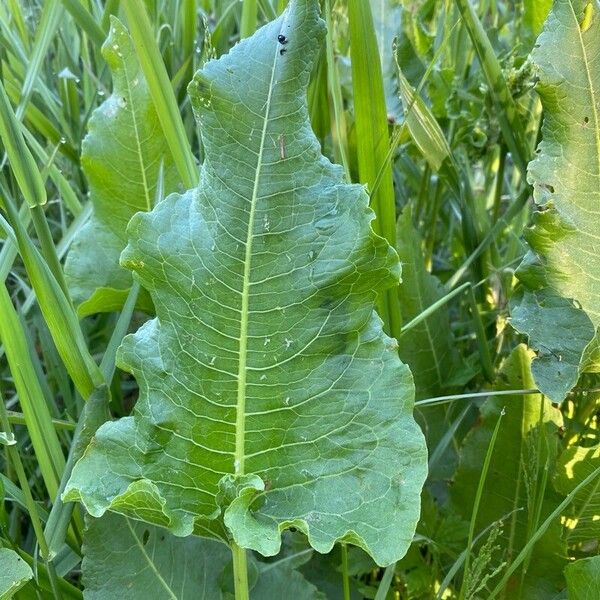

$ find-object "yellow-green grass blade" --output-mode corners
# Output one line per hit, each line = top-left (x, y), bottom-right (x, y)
(0, 287), (65, 500)
(59, 0), (106, 47)
(1, 191), (104, 401)
(241, 0), (258, 39)
(0, 82), (46, 208)
(347, 0), (402, 339)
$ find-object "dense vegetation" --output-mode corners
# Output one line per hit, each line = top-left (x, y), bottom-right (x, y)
(0, 0), (598, 598)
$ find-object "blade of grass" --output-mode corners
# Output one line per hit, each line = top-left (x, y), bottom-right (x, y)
(487, 464), (600, 599)
(0, 189), (104, 400)
(467, 284), (495, 382)
(324, 0), (350, 180)
(7, 413), (75, 431)
(4, 0), (29, 47)
(434, 508), (524, 600)
(15, 0), (64, 121)
(0, 390), (63, 599)
(399, 282), (470, 336)
(0, 81), (46, 208)
(374, 563), (396, 600)
(459, 407), (505, 599)
(46, 282), (141, 559)
(240, 0), (258, 39)
(0, 81), (71, 295)
(447, 185), (531, 289)
(59, 0), (106, 47)
(0, 286), (65, 499)
(348, 0), (401, 339)
(121, 2), (198, 188)
(416, 389), (540, 408)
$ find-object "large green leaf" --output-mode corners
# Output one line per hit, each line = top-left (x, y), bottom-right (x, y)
(64, 17), (179, 317)
(565, 556), (600, 600)
(82, 513), (323, 599)
(510, 0), (600, 402)
(64, 0), (427, 567)
(554, 443), (600, 548)
(450, 345), (566, 599)
(396, 207), (459, 400)
(82, 513), (230, 599)
(0, 548), (33, 600)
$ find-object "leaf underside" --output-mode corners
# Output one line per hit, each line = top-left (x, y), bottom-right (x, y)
(65, 0), (427, 567)
(64, 17), (179, 317)
(511, 0), (600, 402)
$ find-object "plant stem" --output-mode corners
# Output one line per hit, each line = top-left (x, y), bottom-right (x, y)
(459, 408), (505, 600)
(341, 543), (350, 600)
(231, 542), (250, 600)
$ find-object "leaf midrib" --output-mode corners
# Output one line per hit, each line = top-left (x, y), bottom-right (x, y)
(125, 518), (178, 600)
(564, 0), (600, 325)
(234, 40), (281, 477)
(121, 49), (153, 212)
(567, 0), (600, 212)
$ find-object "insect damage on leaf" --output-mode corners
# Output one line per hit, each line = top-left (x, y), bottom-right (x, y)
(64, 0), (427, 568)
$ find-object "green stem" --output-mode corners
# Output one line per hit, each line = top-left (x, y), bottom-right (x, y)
(467, 285), (495, 382)
(232, 543), (250, 600)
(341, 543), (350, 600)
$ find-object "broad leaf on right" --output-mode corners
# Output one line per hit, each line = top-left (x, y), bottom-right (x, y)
(510, 0), (600, 402)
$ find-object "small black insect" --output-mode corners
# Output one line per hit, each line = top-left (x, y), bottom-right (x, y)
(277, 34), (288, 44)
(279, 48), (287, 55)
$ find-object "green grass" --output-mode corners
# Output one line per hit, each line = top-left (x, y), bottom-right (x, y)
(0, 1), (599, 598)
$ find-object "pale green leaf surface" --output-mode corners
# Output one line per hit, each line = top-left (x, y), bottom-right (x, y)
(510, 288), (595, 402)
(64, 0), (427, 567)
(0, 548), (33, 600)
(565, 556), (600, 600)
(450, 345), (566, 599)
(512, 0), (600, 401)
(64, 17), (178, 317)
(554, 444), (600, 546)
